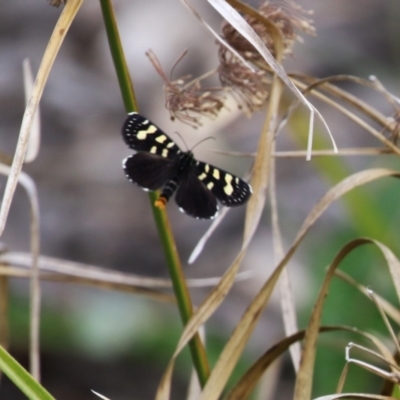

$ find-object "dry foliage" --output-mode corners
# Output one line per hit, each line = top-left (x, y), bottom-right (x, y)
(1, 1), (400, 400)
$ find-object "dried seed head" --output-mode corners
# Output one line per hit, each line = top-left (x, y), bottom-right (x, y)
(147, 50), (224, 127)
(164, 76), (225, 127)
(217, 1), (315, 112)
(221, 0), (315, 61)
(218, 47), (270, 113)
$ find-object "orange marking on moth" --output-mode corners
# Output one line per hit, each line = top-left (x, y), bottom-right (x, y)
(155, 196), (167, 209)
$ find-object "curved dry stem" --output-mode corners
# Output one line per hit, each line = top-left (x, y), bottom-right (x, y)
(295, 237), (400, 400)
(22, 59), (40, 163)
(0, 252), (254, 290)
(335, 270), (400, 325)
(293, 74), (399, 132)
(0, 264), (174, 303)
(0, 166), (41, 380)
(194, 169), (400, 400)
(313, 393), (396, 399)
(270, 152), (301, 372)
(0, 0), (84, 236)
(226, 325), (391, 400)
(284, 75), (400, 157)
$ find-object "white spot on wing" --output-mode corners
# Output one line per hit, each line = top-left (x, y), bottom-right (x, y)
(150, 146), (157, 154)
(213, 169), (220, 179)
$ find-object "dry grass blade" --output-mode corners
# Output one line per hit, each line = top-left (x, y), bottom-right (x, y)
(295, 239), (372, 400)
(180, 0), (254, 72)
(200, 169), (400, 400)
(0, 165), (41, 380)
(289, 168), (400, 399)
(20, 175), (40, 381)
(188, 207), (229, 264)
(313, 394), (397, 399)
(209, 0), (291, 95)
(156, 246), (249, 400)
(215, 148), (394, 158)
(0, 252), (253, 289)
(0, 253), (175, 287)
(22, 59), (40, 163)
(295, 238), (400, 400)
(0, 263), (8, 386)
(368, 290), (400, 356)
(226, 326), (345, 400)
(190, 81), (279, 397)
(273, 148), (394, 157)
(374, 241), (400, 304)
(189, 169), (253, 264)
(270, 156), (301, 371)
(337, 329), (398, 393)
(346, 342), (400, 383)
(0, 264), (175, 303)
(291, 78), (400, 157)
(156, 361), (174, 400)
(335, 270), (400, 325)
(293, 169), (400, 245)
(199, 261), (283, 400)
(186, 369), (201, 400)
(0, 265), (8, 347)
(91, 390), (111, 400)
(0, 0), (84, 236)
(295, 74), (400, 134)
(196, 106), (283, 398)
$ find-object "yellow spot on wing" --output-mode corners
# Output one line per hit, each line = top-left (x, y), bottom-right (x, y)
(150, 146), (157, 154)
(205, 164), (210, 173)
(137, 125), (158, 140)
(156, 135), (167, 143)
(198, 173), (207, 180)
(162, 149), (168, 157)
(207, 182), (214, 190)
(224, 174), (234, 195)
(213, 169), (220, 179)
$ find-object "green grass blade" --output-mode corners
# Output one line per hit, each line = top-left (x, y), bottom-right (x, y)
(0, 345), (54, 400)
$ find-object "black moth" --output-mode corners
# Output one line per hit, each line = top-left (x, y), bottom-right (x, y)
(122, 112), (252, 219)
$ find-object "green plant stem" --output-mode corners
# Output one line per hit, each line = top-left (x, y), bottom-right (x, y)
(99, 0), (210, 386)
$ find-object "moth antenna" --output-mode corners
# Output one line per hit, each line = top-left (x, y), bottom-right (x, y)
(191, 137), (216, 152)
(173, 133), (215, 152)
(174, 131), (189, 151)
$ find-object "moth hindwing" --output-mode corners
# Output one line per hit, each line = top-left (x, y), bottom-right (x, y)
(122, 112), (252, 219)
